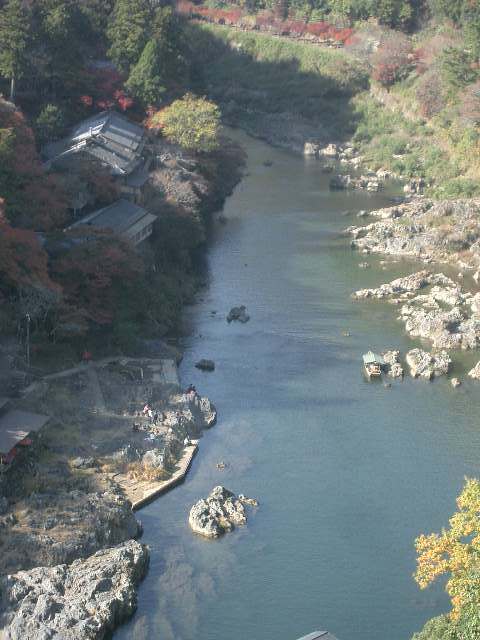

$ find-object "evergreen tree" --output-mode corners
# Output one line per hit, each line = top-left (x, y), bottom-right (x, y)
(0, 0), (30, 102)
(126, 40), (166, 106)
(79, 0), (115, 41)
(34, 0), (87, 98)
(126, 8), (189, 106)
(107, 0), (152, 74)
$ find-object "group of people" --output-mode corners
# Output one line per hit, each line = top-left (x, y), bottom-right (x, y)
(186, 384), (198, 396)
(131, 386), (200, 437)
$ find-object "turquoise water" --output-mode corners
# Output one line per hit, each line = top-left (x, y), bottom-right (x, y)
(116, 131), (480, 640)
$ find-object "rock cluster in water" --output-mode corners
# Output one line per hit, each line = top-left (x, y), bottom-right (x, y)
(382, 350), (404, 378)
(353, 271), (480, 351)
(189, 486), (257, 538)
(0, 540), (149, 640)
(406, 348), (451, 379)
(346, 198), (480, 270)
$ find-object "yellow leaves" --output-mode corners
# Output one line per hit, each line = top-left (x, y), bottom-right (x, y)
(413, 478), (480, 619)
(160, 93), (221, 153)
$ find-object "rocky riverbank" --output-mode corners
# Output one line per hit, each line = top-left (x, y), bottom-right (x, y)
(347, 198), (480, 378)
(0, 540), (149, 640)
(346, 198), (480, 270)
(0, 358), (217, 638)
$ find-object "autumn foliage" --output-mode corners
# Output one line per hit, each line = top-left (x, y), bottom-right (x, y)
(51, 232), (144, 326)
(0, 101), (68, 231)
(0, 219), (54, 294)
(415, 478), (480, 623)
(372, 34), (413, 87)
(176, 1), (355, 45)
(80, 67), (135, 114)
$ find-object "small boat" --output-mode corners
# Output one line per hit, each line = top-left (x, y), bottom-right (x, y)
(363, 351), (384, 379)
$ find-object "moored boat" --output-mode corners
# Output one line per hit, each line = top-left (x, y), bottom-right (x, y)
(363, 351), (384, 378)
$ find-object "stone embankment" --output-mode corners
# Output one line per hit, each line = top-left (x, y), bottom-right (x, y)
(189, 486), (258, 538)
(0, 540), (149, 640)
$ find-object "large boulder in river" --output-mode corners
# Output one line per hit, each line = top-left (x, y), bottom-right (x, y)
(406, 348), (451, 379)
(319, 143), (338, 158)
(189, 486), (254, 538)
(303, 142), (319, 156)
(329, 174), (351, 190)
(227, 305), (250, 323)
(382, 350), (404, 378)
(195, 359), (215, 372)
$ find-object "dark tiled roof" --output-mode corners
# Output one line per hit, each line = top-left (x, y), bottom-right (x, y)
(44, 111), (146, 176)
(73, 199), (150, 234)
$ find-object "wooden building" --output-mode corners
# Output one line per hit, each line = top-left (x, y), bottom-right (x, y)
(69, 199), (157, 246)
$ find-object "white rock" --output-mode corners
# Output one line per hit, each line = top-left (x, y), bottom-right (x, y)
(406, 348), (451, 379)
(468, 361), (480, 379)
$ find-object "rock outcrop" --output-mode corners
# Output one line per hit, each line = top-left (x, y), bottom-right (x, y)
(227, 305), (250, 323)
(195, 359), (215, 371)
(0, 482), (141, 574)
(406, 349), (451, 379)
(382, 350), (404, 378)
(189, 486), (257, 538)
(353, 271), (480, 351)
(346, 198), (480, 269)
(0, 540), (149, 640)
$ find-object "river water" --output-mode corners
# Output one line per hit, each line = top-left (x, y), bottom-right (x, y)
(116, 131), (480, 640)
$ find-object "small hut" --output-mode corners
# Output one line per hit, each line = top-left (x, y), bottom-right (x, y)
(363, 351), (385, 378)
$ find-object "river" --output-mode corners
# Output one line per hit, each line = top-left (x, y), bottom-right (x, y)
(116, 130), (480, 640)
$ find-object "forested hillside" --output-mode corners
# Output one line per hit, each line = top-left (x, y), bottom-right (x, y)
(0, 0), (242, 362)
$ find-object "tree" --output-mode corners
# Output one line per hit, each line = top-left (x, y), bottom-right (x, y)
(159, 94), (221, 153)
(0, 100), (67, 230)
(34, 0), (88, 100)
(35, 104), (65, 146)
(414, 478), (480, 633)
(107, 0), (152, 73)
(51, 232), (144, 327)
(78, 0), (115, 42)
(0, 0), (30, 102)
(126, 40), (166, 106)
(0, 219), (54, 294)
(442, 47), (479, 88)
(372, 33), (413, 88)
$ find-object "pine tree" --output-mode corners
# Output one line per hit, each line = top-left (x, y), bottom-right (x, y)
(107, 0), (152, 74)
(126, 40), (166, 106)
(0, 0), (30, 102)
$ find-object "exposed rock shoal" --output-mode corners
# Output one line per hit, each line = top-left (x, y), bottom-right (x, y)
(189, 486), (257, 538)
(382, 350), (404, 378)
(353, 271), (480, 351)
(406, 348), (451, 379)
(346, 198), (480, 269)
(0, 540), (149, 640)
